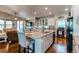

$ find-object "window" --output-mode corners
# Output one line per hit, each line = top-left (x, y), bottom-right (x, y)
(17, 21), (24, 32)
(57, 20), (65, 28)
(0, 20), (4, 30)
(6, 21), (13, 28)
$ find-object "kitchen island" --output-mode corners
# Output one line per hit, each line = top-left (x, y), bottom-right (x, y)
(25, 30), (55, 53)
(73, 34), (79, 53)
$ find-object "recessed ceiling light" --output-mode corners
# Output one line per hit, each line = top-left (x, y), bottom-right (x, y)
(45, 7), (48, 10)
(34, 11), (37, 15)
(49, 12), (52, 15)
(65, 8), (68, 11)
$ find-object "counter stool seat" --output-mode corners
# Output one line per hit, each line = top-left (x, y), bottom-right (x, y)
(27, 37), (35, 53)
(18, 32), (35, 53)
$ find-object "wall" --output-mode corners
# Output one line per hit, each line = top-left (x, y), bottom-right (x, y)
(72, 6), (79, 36)
(72, 5), (79, 52)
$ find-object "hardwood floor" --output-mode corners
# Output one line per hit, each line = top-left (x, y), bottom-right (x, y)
(46, 37), (67, 53)
(0, 42), (19, 53)
(0, 37), (66, 53)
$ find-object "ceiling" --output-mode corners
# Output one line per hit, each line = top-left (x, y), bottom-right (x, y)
(0, 5), (71, 18)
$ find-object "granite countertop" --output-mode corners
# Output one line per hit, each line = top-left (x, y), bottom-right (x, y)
(73, 35), (79, 45)
(25, 30), (55, 39)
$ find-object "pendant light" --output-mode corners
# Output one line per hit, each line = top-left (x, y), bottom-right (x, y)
(13, 12), (18, 20)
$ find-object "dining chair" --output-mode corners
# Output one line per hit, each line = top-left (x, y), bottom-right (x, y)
(17, 32), (35, 53)
(6, 31), (18, 42)
(6, 30), (19, 52)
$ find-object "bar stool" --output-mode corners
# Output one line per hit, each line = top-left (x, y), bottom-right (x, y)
(17, 32), (35, 53)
